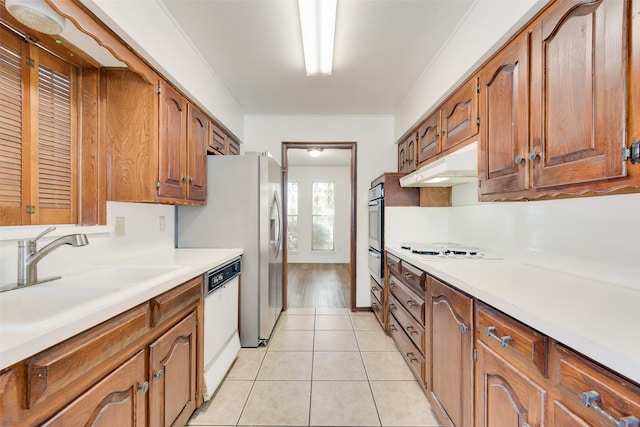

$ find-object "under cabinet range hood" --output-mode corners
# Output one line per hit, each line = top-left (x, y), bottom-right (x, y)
(400, 141), (478, 187)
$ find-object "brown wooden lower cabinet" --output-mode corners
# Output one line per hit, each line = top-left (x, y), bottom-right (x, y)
(149, 312), (197, 427)
(42, 350), (147, 427)
(0, 276), (203, 427)
(380, 254), (640, 427)
(474, 341), (546, 427)
(427, 276), (474, 427)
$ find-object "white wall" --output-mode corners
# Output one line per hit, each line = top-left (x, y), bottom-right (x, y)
(243, 115), (396, 307)
(0, 202), (175, 286)
(287, 166), (350, 264)
(80, 0), (245, 139)
(393, 0), (549, 140)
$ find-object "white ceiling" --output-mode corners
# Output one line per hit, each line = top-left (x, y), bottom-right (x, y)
(159, 0), (474, 115)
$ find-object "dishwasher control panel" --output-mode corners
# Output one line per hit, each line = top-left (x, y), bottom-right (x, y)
(206, 257), (241, 295)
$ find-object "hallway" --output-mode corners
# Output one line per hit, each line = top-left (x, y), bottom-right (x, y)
(287, 263), (350, 308)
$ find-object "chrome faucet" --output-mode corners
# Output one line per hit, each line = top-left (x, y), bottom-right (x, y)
(16, 226), (89, 287)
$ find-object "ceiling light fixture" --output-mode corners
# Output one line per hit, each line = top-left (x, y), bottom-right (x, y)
(298, 0), (337, 76)
(5, 0), (66, 35)
(308, 148), (323, 158)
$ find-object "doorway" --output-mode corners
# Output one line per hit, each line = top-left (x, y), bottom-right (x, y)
(281, 142), (357, 311)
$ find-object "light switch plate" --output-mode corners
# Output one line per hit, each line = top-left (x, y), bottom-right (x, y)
(159, 216), (166, 232)
(115, 216), (125, 237)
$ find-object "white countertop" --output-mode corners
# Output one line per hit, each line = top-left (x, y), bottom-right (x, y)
(385, 245), (640, 385)
(0, 248), (243, 371)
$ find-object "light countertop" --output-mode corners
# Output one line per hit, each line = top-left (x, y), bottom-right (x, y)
(0, 248), (243, 371)
(385, 245), (640, 385)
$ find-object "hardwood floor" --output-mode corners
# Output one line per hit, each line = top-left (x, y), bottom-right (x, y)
(287, 263), (351, 308)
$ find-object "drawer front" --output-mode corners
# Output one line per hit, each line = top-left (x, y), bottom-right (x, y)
(389, 314), (425, 384)
(370, 275), (384, 303)
(27, 304), (150, 409)
(401, 261), (426, 293)
(476, 301), (548, 377)
(389, 275), (424, 324)
(552, 343), (640, 426)
(371, 292), (384, 327)
(151, 276), (203, 327)
(386, 252), (401, 277)
(389, 294), (424, 355)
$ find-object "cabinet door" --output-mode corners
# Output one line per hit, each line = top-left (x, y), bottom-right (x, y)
(0, 369), (19, 426)
(479, 34), (530, 197)
(149, 312), (197, 427)
(417, 111), (441, 165)
(475, 341), (545, 427)
(42, 351), (147, 427)
(427, 277), (473, 427)
(406, 132), (418, 172)
(228, 138), (240, 155)
(208, 123), (226, 155)
(186, 104), (207, 202)
(158, 83), (187, 199)
(397, 139), (408, 172)
(441, 77), (479, 151)
(530, 0), (628, 188)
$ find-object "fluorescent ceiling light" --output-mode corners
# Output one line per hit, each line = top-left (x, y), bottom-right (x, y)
(298, 0), (337, 76)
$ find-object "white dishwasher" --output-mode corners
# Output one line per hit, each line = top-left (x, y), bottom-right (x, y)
(203, 257), (241, 400)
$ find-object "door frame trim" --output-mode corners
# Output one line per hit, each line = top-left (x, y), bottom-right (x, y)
(281, 141), (357, 311)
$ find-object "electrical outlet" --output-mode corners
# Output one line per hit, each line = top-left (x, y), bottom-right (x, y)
(115, 216), (125, 237)
(159, 216), (166, 232)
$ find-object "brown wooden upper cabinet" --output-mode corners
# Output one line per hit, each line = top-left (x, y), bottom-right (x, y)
(530, 0), (628, 188)
(414, 77), (479, 168)
(209, 123), (240, 156)
(397, 137), (407, 173)
(479, 0), (638, 201)
(105, 73), (207, 205)
(397, 132), (418, 173)
(479, 33), (530, 197)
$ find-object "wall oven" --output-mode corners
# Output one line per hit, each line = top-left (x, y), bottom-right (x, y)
(368, 183), (384, 284)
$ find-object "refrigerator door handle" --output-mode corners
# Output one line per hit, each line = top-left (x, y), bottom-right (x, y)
(271, 192), (282, 258)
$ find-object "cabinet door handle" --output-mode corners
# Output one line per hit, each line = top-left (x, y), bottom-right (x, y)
(181, 176), (187, 183)
(189, 177), (195, 184)
(406, 300), (417, 308)
(390, 284), (397, 290)
(406, 325), (418, 335)
(514, 155), (524, 164)
(371, 302), (378, 309)
(528, 151), (539, 160)
(390, 324), (397, 332)
(372, 286), (379, 292)
(406, 352), (418, 363)
(138, 381), (149, 393)
(485, 326), (512, 348)
(154, 370), (164, 381)
(580, 390), (640, 427)
(389, 303), (397, 311)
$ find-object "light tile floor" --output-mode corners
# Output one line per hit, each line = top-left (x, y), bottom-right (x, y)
(188, 308), (441, 427)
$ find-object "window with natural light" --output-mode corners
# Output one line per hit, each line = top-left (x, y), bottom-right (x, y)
(312, 181), (335, 251)
(287, 181), (299, 251)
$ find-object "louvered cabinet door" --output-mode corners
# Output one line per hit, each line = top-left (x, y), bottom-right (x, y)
(0, 27), (77, 226)
(0, 27), (26, 225)
(34, 48), (78, 225)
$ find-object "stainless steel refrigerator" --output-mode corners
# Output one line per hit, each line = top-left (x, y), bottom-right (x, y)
(176, 152), (283, 347)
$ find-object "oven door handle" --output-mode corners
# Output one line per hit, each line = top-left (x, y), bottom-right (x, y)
(369, 249), (381, 259)
(368, 200), (381, 206)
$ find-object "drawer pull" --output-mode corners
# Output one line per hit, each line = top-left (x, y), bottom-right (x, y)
(406, 299), (417, 308)
(390, 303), (397, 311)
(372, 285), (379, 292)
(486, 326), (512, 348)
(138, 381), (149, 394)
(390, 324), (397, 332)
(406, 352), (418, 363)
(406, 326), (418, 335)
(390, 284), (397, 290)
(580, 390), (640, 427)
(371, 302), (378, 309)
(403, 272), (413, 281)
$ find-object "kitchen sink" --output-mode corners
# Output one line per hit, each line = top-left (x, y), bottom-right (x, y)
(0, 286), (118, 331)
